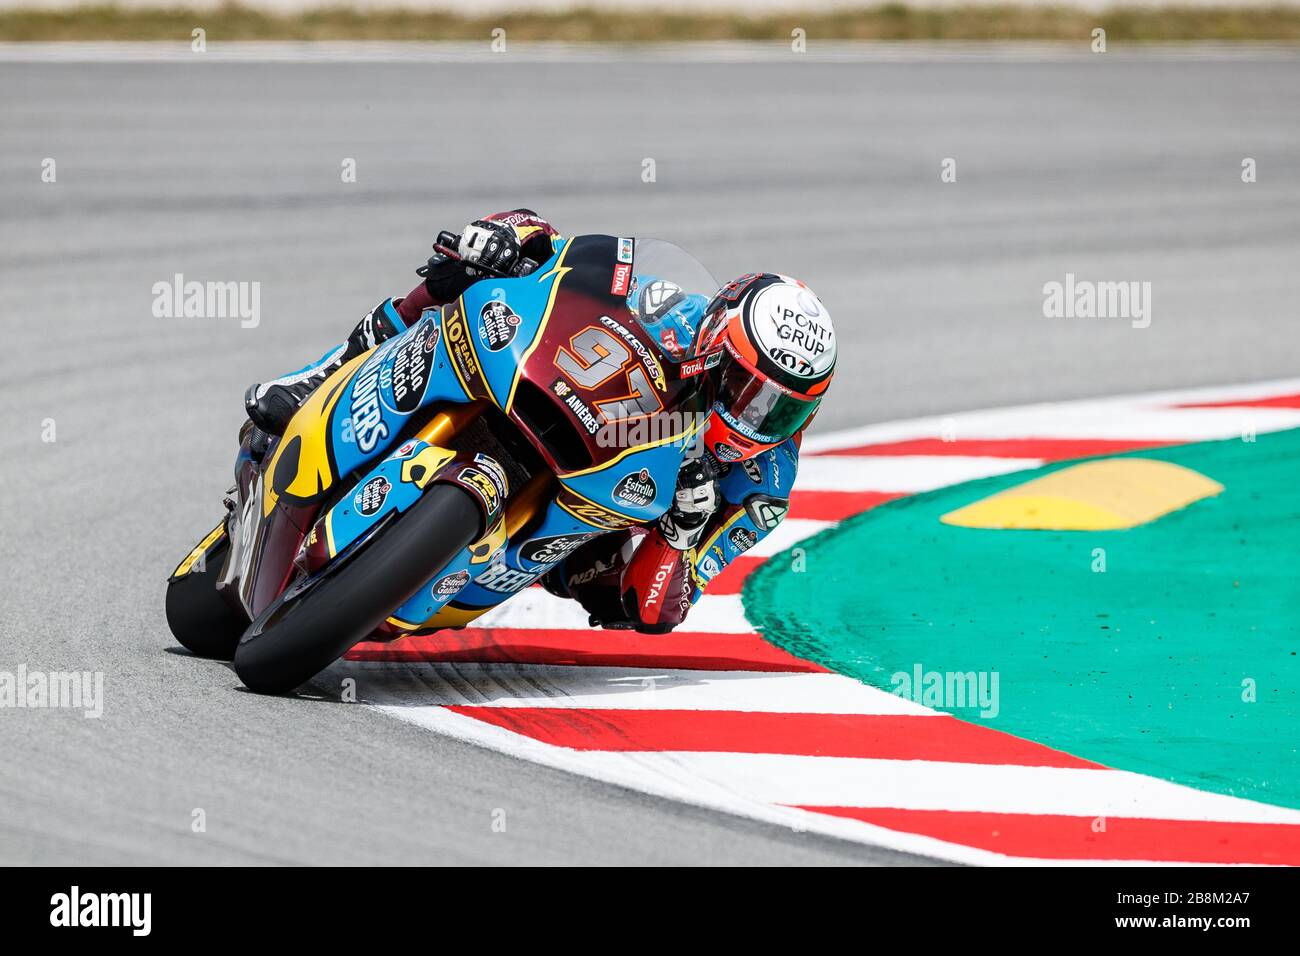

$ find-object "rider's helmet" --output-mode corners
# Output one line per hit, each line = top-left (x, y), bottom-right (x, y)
(694, 273), (836, 462)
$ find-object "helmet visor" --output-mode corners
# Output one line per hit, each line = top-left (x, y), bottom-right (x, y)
(714, 358), (819, 445)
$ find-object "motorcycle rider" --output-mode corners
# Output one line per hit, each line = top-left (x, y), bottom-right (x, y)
(244, 210), (837, 634)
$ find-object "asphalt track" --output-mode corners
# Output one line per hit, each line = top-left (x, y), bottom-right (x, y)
(2, 47), (1298, 864)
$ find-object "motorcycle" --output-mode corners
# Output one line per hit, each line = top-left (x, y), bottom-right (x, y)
(165, 235), (718, 694)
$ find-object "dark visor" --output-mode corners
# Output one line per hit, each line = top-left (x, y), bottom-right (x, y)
(715, 359), (819, 445)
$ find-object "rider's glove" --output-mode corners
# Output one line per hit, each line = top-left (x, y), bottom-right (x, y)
(657, 457), (720, 551)
(458, 219), (527, 277)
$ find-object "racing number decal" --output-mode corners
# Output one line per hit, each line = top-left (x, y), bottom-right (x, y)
(555, 326), (662, 422)
(556, 327), (627, 388)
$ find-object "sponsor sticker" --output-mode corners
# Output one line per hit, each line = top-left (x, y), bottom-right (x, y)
(728, 525), (758, 553)
(613, 468), (658, 509)
(388, 316), (438, 413)
(557, 489), (639, 531)
(610, 263), (632, 297)
(713, 441), (744, 462)
(751, 283), (835, 379)
(475, 560), (537, 594)
(617, 237), (634, 264)
(443, 303), (487, 397)
(599, 314), (666, 391)
(432, 569), (470, 599)
(348, 362), (390, 454)
(679, 348), (724, 379)
(459, 467), (501, 516)
(552, 378), (602, 435)
(354, 476), (392, 516)
(472, 453), (510, 500)
(478, 299), (521, 352)
(517, 532), (595, 570)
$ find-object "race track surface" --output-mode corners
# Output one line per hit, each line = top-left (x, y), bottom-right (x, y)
(1, 48), (1298, 864)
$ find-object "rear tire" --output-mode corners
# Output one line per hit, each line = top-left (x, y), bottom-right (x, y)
(232, 484), (483, 695)
(166, 533), (248, 660)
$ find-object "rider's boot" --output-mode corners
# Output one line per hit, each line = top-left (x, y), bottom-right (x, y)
(243, 299), (409, 447)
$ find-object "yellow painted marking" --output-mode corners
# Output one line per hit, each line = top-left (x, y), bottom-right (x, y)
(940, 458), (1224, 531)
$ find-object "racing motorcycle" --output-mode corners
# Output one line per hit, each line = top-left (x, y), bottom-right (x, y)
(165, 236), (716, 694)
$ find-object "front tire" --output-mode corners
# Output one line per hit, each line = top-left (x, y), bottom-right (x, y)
(166, 531), (248, 660)
(232, 484), (483, 695)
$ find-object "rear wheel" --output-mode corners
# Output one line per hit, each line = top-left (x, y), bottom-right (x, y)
(232, 484), (483, 695)
(166, 531), (248, 660)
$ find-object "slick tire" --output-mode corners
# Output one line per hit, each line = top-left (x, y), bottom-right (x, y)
(232, 484), (482, 695)
(166, 532), (248, 661)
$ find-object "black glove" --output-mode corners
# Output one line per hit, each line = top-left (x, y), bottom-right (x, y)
(418, 221), (538, 301)
(459, 219), (525, 276)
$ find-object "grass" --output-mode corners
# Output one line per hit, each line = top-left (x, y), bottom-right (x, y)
(1, 4), (1299, 43)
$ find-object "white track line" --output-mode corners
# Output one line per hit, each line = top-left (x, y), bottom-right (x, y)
(803, 377), (1300, 454)
(630, 753), (1300, 825)
(795, 454), (1041, 492)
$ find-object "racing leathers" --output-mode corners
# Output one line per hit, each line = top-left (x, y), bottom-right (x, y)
(543, 436), (798, 633)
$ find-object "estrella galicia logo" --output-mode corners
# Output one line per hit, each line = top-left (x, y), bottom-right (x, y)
(354, 475), (392, 516)
(612, 468), (658, 509)
(517, 532), (594, 570)
(728, 526), (758, 553)
(388, 316), (438, 413)
(478, 299), (520, 352)
(713, 442), (743, 462)
(432, 569), (470, 599)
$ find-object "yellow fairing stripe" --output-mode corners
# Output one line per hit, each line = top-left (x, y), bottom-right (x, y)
(172, 521), (226, 578)
(505, 242), (573, 414)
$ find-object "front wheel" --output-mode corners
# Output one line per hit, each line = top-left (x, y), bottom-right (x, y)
(166, 527), (248, 660)
(232, 484), (483, 695)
